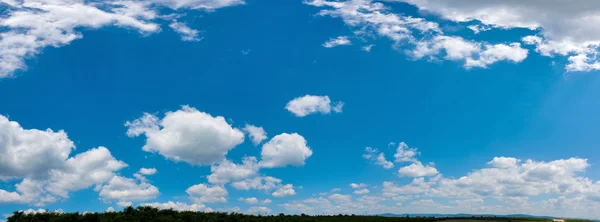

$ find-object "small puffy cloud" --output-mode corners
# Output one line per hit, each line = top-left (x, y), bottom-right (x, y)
(117, 201), (133, 207)
(262, 199), (272, 204)
(248, 206), (271, 214)
(106, 207), (115, 212)
(98, 175), (159, 204)
(242, 124), (267, 145)
(363, 147), (393, 169)
(141, 201), (208, 212)
(238, 197), (259, 205)
(323, 36), (351, 48)
(186, 184), (228, 203)
(139, 168), (157, 175)
(259, 133), (312, 168)
(393, 142), (419, 163)
(362, 44), (375, 52)
(349, 183), (366, 189)
(285, 95), (344, 117)
(126, 106), (245, 165)
(328, 193), (351, 203)
(169, 21), (202, 42)
(398, 162), (439, 177)
(488, 157), (520, 168)
(353, 189), (370, 195)
(272, 184), (296, 197)
(208, 157), (259, 184)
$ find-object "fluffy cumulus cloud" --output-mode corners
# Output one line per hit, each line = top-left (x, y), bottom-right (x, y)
(139, 168), (157, 176)
(208, 157), (259, 184)
(305, 0), (529, 69)
(242, 124), (267, 145)
(390, 0), (600, 72)
(272, 184), (296, 197)
(259, 133), (313, 168)
(126, 106), (245, 165)
(231, 176), (284, 191)
(393, 142), (418, 163)
(353, 188), (370, 195)
(285, 95), (344, 117)
(98, 175), (160, 204)
(363, 147), (394, 169)
(323, 36), (351, 48)
(0, 115), (128, 206)
(247, 206), (271, 214)
(186, 183), (228, 203)
(398, 162), (439, 177)
(349, 183), (366, 189)
(0, 0), (244, 78)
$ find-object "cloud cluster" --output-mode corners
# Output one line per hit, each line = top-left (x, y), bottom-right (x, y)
(305, 0), (529, 69)
(0, 114), (130, 206)
(0, 0), (245, 79)
(393, 0), (600, 72)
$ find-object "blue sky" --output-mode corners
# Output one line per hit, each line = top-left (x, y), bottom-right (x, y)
(2, 0), (600, 220)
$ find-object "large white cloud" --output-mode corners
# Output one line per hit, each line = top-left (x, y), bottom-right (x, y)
(207, 157), (259, 184)
(0, 114), (74, 180)
(126, 106), (245, 165)
(285, 95), (344, 117)
(393, 0), (600, 72)
(186, 183), (228, 203)
(259, 133), (312, 168)
(305, 0), (529, 69)
(0, 114), (133, 206)
(0, 0), (244, 79)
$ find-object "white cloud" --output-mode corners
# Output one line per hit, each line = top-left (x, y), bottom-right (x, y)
(139, 168), (157, 175)
(231, 176), (283, 191)
(349, 183), (366, 189)
(305, 0), (528, 69)
(169, 21), (202, 41)
(323, 36), (351, 48)
(363, 147), (393, 169)
(285, 95), (343, 117)
(186, 183), (228, 203)
(362, 44), (375, 52)
(393, 0), (600, 72)
(208, 157), (259, 184)
(328, 193), (351, 203)
(106, 207), (115, 212)
(272, 184), (296, 197)
(238, 197), (259, 205)
(0, 118), (128, 208)
(467, 24), (491, 34)
(259, 133), (313, 168)
(242, 124), (267, 145)
(149, 0), (245, 10)
(247, 206), (271, 214)
(0, 0), (244, 79)
(393, 142), (418, 163)
(98, 175), (159, 204)
(488, 157), (520, 169)
(353, 188), (370, 195)
(0, 114), (74, 180)
(126, 106), (245, 165)
(141, 201), (209, 212)
(262, 199), (272, 204)
(398, 161), (439, 177)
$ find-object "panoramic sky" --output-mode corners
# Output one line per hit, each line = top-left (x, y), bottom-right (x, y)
(3, 0), (600, 220)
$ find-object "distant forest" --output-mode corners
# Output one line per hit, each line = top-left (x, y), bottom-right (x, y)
(5, 206), (593, 222)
